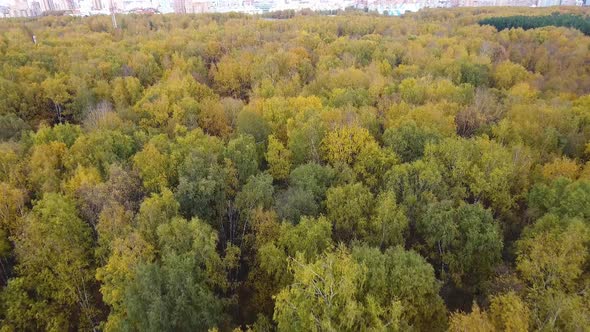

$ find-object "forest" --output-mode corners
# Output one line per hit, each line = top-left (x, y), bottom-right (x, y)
(1, 6), (590, 332)
(479, 13), (590, 36)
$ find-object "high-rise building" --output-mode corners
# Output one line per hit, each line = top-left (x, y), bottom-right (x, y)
(0, 0), (587, 18)
(110, 0), (123, 11)
(30, 1), (42, 14)
(41, 0), (56, 11)
(185, 0), (209, 12)
(92, 0), (104, 9)
(173, 0), (185, 11)
(10, 0), (31, 16)
(49, 0), (72, 10)
(0, 5), (10, 17)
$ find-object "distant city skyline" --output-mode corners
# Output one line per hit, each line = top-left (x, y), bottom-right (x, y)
(0, 0), (588, 18)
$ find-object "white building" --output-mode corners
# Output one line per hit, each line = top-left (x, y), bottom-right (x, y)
(9, 0), (32, 15)
(537, 0), (560, 5)
(0, 0), (587, 17)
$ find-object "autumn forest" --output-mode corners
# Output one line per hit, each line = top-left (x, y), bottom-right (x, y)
(1, 6), (590, 332)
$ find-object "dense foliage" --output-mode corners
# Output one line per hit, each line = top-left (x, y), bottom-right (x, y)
(1, 6), (590, 331)
(479, 13), (590, 36)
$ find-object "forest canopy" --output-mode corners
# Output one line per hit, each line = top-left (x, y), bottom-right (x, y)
(479, 13), (590, 36)
(1, 6), (590, 331)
